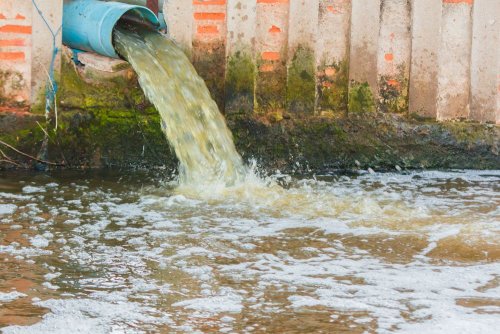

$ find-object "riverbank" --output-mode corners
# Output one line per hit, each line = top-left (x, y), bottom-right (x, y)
(1, 59), (498, 172)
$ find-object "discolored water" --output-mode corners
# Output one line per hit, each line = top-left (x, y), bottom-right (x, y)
(0, 170), (499, 333)
(113, 27), (246, 186)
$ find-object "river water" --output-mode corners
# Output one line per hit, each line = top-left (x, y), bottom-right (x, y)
(0, 169), (499, 333)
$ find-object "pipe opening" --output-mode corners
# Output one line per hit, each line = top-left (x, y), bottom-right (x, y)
(63, 0), (160, 59)
(117, 8), (159, 32)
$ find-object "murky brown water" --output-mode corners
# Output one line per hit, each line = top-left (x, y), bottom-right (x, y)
(0, 170), (499, 333)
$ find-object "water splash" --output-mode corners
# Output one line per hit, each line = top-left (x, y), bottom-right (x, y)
(114, 27), (246, 186)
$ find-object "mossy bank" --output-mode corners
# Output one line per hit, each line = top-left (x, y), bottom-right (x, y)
(1, 57), (498, 172)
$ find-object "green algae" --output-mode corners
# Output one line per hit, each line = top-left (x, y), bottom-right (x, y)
(255, 51), (287, 115)
(378, 64), (409, 113)
(2, 55), (498, 172)
(286, 46), (316, 115)
(348, 81), (376, 113)
(317, 60), (349, 114)
(225, 51), (255, 114)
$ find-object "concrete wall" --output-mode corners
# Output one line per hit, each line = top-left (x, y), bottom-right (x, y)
(1, 0), (499, 124)
(0, 0), (33, 108)
(166, 0), (498, 123)
(0, 0), (63, 109)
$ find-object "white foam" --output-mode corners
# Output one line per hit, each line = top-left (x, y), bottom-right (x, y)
(173, 293), (243, 313)
(22, 186), (45, 194)
(29, 235), (49, 248)
(1, 170), (498, 333)
(2, 298), (172, 334)
(0, 204), (17, 215)
(0, 291), (26, 303)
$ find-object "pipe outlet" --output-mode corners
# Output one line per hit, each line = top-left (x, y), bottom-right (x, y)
(62, 0), (160, 59)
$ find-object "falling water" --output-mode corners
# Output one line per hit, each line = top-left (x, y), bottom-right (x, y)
(113, 26), (246, 186)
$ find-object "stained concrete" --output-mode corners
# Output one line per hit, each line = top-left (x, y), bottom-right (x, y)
(0, 0), (33, 106)
(349, 0), (381, 99)
(436, 1), (473, 121)
(376, 0), (412, 113)
(409, 0), (441, 118)
(470, 0), (499, 123)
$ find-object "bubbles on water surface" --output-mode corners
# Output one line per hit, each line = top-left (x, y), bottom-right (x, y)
(0, 170), (499, 333)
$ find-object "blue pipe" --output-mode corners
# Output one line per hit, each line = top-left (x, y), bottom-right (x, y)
(62, 0), (160, 59)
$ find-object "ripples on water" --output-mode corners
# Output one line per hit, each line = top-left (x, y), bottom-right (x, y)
(0, 170), (499, 333)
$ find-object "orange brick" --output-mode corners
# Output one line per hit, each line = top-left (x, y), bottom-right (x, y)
(193, 0), (226, 5)
(257, 0), (289, 3)
(0, 38), (25, 46)
(15, 14), (26, 20)
(261, 52), (280, 61)
(259, 64), (275, 72)
(324, 67), (336, 77)
(194, 12), (225, 20)
(197, 25), (219, 34)
(0, 51), (25, 61)
(387, 79), (400, 88)
(384, 53), (394, 62)
(268, 25), (281, 33)
(0, 25), (32, 34)
(443, 0), (473, 4)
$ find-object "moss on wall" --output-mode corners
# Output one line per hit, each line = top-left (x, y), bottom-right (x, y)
(225, 51), (255, 115)
(227, 113), (499, 172)
(348, 81), (376, 113)
(1, 56), (498, 172)
(317, 60), (349, 114)
(286, 46), (316, 115)
(378, 64), (409, 113)
(255, 52), (288, 115)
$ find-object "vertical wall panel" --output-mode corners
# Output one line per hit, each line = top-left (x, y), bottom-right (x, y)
(164, 0), (193, 54)
(31, 0), (63, 104)
(286, 0), (319, 114)
(349, 0), (381, 112)
(376, 0), (412, 113)
(409, 0), (441, 118)
(255, 0), (290, 114)
(225, 0), (257, 114)
(436, 0), (473, 120)
(497, 74), (500, 125)
(470, 0), (499, 123)
(316, 0), (352, 114)
(0, 0), (32, 106)
(191, 0), (228, 111)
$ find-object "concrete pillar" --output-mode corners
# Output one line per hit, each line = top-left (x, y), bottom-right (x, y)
(436, 0), (473, 121)
(30, 0), (63, 104)
(286, 0), (319, 115)
(0, 0), (33, 108)
(470, 0), (499, 123)
(255, 0), (290, 115)
(498, 74), (500, 125)
(316, 0), (352, 114)
(164, 0), (193, 54)
(409, 0), (441, 118)
(348, 0), (380, 113)
(191, 0), (228, 111)
(376, 0), (412, 113)
(225, 0), (257, 115)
